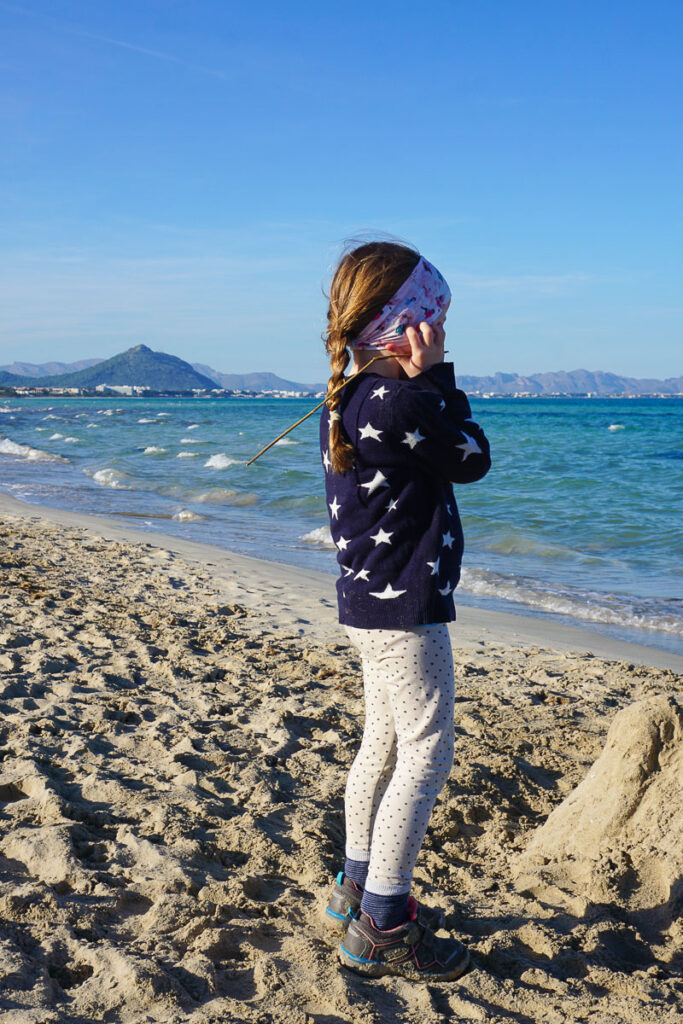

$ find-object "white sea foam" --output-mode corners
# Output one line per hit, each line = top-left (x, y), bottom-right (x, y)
(143, 446), (166, 454)
(90, 468), (130, 489)
(86, 423), (99, 428)
(608, 423), (625, 431)
(63, 436), (79, 443)
(49, 433), (64, 440)
(35, 427), (48, 432)
(189, 488), (259, 506)
(187, 423), (199, 430)
(204, 453), (242, 469)
(172, 509), (204, 522)
(177, 451), (197, 458)
(300, 525), (335, 549)
(157, 412), (170, 417)
(0, 438), (67, 463)
(459, 568), (682, 636)
(0, 407), (14, 413)
(138, 418), (156, 424)
(180, 437), (203, 444)
(275, 438), (299, 446)
(43, 414), (61, 420)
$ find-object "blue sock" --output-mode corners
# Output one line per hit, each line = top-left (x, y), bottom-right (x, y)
(359, 889), (410, 930)
(343, 857), (369, 888)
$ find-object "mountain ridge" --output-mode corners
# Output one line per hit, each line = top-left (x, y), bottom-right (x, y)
(1, 350), (681, 395)
(5, 346), (218, 391)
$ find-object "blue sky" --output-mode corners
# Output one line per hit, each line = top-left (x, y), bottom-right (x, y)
(1, 0), (681, 383)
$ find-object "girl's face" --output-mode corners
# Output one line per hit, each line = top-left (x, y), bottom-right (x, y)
(427, 297), (449, 346)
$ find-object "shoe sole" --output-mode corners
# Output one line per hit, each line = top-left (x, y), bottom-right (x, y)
(338, 943), (471, 981)
(320, 903), (352, 935)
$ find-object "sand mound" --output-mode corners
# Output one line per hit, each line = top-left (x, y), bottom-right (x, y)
(514, 696), (682, 936)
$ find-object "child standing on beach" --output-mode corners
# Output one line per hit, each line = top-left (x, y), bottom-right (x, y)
(319, 241), (491, 980)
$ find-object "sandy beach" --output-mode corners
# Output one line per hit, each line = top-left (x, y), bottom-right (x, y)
(0, 493), (681, 1024)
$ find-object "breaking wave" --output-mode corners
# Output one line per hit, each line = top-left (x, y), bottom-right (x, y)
(172, 509), (205, 522)
(188, 488), (259, 507)
(459, 568), (682, 636)
(89, 468), (131, 489)
(204, 453), (242, 469)
(0, 438), (68, 463)
(300, 525), (335, 549)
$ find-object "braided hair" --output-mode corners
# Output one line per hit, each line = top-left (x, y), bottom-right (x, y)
(323, 241), (420, 474)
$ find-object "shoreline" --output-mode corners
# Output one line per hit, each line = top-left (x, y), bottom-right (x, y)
(1, 490), (681, 672)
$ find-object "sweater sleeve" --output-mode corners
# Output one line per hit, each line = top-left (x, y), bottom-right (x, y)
(390, 362), (491, 484)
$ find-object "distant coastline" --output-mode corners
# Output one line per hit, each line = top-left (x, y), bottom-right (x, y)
(1, 387), (681, 400)
(1, 344), (681, 398)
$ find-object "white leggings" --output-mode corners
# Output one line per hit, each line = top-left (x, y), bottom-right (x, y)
(343, 624), (455, 896)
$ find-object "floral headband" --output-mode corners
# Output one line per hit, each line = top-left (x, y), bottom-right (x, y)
(350, 256), (451, 350)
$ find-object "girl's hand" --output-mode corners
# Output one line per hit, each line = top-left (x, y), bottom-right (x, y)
(384, 319), (446, 378)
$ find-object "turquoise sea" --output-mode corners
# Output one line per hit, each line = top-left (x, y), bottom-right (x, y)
(1, 395), (681, 655)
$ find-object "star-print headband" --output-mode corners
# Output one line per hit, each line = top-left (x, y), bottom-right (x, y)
(350, 256), (451, 351)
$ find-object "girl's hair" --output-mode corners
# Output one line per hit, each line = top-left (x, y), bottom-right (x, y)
(324, 240), (420, 474)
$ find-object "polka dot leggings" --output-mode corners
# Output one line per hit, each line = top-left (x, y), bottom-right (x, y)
(343, 623), (455, 896)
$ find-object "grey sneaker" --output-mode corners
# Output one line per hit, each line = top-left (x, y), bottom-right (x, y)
(323, 872), (446, 935)
(338, 896), (471, 981)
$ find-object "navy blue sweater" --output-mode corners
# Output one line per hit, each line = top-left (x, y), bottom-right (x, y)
(319, 362), (491, 629)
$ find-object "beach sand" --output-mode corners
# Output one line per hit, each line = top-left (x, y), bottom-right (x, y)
(0, 493), (680, 1024)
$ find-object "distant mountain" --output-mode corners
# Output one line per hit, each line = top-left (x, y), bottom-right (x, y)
(192, 364), (324, 392)
(0, 370), (24, 386)
(195, 363), (681, 396)
(0, 358), (103, 377)
(457, 369), (683, 396)
(3, 348), (680, 396)
(29, 345), (218, 391)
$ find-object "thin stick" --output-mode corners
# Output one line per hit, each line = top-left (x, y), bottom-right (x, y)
(246, 353), (397, 466)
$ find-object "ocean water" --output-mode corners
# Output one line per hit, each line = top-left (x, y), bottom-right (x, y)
(1, 395), (681, 654)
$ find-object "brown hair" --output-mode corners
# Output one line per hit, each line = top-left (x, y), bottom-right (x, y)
(323, 240), (420, 474)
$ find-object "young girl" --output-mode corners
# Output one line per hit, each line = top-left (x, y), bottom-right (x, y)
(319, 241), (491, 981)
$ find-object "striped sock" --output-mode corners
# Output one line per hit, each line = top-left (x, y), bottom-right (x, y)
(343, 857), (369, 888)
(359, 889), (410, 931)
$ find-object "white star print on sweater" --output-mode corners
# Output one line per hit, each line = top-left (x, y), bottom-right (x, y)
(320, 361), (490, 629)
(455, 433), (482, 460)
(329, 496), (341, 519)
(370, 527), (393, 546)
(369, 583), (407, 599)
(360, 470), (389, 495)
(402, 428), (425, 450)
(359, 422), (383, 441)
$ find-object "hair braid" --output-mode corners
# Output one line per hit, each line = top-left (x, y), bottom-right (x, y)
(325, 321), (355, 475)
(322, 239), (420, 475)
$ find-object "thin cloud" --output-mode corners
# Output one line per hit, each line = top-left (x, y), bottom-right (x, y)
(0, 1), (227, 80)
(70, 28), (227, 80)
